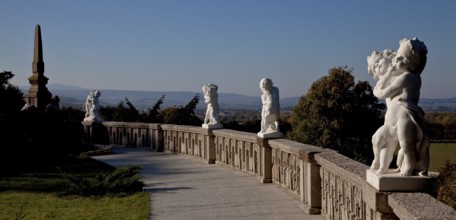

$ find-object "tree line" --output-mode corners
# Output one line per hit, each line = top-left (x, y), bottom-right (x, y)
(2, 68), (456, 165)
(98, 95), (201, 126)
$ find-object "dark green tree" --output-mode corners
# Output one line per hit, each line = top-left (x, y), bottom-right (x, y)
(1, 71), (24, 160)
(141, 95), (165, 123)
(59, 106), (85, 121)
(124, 97), (140, 121)
(0, 71), (86, 171)
(432, 160), (456, 209)
(425, 112), (456, 140)
(0, 71), (24, 119)
(100, 97), (140, 122)
(162, 94), (202, 126)
(287, 66), (385, 163)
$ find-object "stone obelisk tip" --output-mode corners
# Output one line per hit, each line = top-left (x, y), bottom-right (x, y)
(32, 24), (44, 74)
(24, 24), (51, 111)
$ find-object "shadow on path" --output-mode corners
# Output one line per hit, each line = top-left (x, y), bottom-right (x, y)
(93, 148), (324, 220)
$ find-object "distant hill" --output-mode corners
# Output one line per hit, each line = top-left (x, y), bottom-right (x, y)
(419, 98), (456, 112)
(19, 83), (298, 110)
(19, 84), (456, 111)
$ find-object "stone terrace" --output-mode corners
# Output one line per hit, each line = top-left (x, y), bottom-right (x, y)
(84, 121), (456, 220)
(94, 149), (324, 220)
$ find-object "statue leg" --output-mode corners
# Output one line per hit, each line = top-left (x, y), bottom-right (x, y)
(397, 120), (418, 176)
(204, 109), (210, 124)
(376, 143), (396, 175)
(210, 110), (218, 124)
(415, 133), (430, 176)
(393, 148), (404, 173)
(261, 116), (267, 133)
(274, 121), (279, 132)
(374, 125), (398, 174)
(370, 126), (386, 170)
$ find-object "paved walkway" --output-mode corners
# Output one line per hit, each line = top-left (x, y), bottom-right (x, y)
(93, 149), (323, 220)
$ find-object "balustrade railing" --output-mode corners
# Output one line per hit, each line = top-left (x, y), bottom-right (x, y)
(83, 121), (456, 220)
(161, 124), (214, 163)
(213, 129), (260, 176)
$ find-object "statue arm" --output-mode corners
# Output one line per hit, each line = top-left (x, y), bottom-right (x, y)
(376, 64), (396, 89)
(374, 72), (407, 99)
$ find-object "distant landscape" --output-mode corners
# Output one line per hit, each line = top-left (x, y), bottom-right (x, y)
(21, 83), (456, 112)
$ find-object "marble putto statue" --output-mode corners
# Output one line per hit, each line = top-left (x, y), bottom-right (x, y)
(368, 37), (429, 176)
(258, 78), (283, 138)
(202, 83), (223, 129)
(83, 89), (103, 122)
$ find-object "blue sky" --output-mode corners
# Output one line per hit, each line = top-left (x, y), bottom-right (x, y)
(1, 1), (455, 98)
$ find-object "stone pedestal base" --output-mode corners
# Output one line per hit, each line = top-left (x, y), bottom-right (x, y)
(366, 169), (431, 191)
(202, 123), (223, 129)
(257, 131), (283, 139)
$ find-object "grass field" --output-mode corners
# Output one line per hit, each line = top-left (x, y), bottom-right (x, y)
(0, 157), (150, 219)
(429, 142), (456, 172)
(0, 191), (150, 219)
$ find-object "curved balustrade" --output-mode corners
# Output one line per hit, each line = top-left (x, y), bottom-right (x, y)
(161, 124), (212, 162)
(82, 121), (456, 220)
(213, 129), (260, 176)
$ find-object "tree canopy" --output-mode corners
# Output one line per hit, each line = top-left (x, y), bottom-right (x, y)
(287, 66), (385, 163)
(0, 71), (24, 119)
(142, 95), (165, 123)
(161, 94), (202, 126)
(99, 94), (202, 126)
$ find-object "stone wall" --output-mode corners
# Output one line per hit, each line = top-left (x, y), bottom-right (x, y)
(315, 151), (395, 219)
(161, 124), (213, 163)
(83, 122), (456, 219)
(213, 129), (260, 176)
(268, 139), (325, 214)
(82, 121), (163, 151)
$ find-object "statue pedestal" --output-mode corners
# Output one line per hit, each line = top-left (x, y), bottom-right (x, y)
(366, 169), (431, 191)
(257, 131), (283, 139)
(202, 123), (223, 129)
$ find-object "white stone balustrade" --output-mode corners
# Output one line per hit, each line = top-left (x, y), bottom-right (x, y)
(82, 121), (163, 151)
(82, 122), (456, 220)
(213, 129), (261, 176)
(269, 139), (325, 214)
(316, 151), (395, 219)
(161, 124), (213, 163)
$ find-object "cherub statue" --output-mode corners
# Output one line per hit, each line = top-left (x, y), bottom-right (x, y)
(83, 90), (103, 122)
(367, 49), (401, 174)
(258, 78), (283, 138)
(45, 95), (60, 115)
(202, 83), (222, 129)
(84, 90), (94, 119)
(369, 38), (429, 176)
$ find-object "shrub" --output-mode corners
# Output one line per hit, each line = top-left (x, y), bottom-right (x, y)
(61, 165), (144, 197)
(432, 160), (456, 209)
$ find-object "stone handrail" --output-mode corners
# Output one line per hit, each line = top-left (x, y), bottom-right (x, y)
(82, 121), (163, 150)
(212, 129), (260, 176)
(161, 124), (214, 162)
(315, 150), (395, 219)
(82, 121), (456, 219)
(268, 139), (326, 214)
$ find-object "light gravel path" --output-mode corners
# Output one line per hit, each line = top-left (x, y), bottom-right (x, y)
(93, 148), (323, 220)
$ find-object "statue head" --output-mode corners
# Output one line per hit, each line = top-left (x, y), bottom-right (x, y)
(93, 90), (101, 98)
(367, 49), (396, 80)
(203, 83), (218, 95)
(260, 78), (273, 91)
(51, 95), (60, 104)
(394, 37), (428, 74)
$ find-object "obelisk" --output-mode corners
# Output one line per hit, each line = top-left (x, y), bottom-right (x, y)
(23, 24), (52, 111)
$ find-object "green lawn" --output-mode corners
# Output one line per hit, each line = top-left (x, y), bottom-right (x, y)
(429, 142), (456, 172)
(0, 157), (150, 219)
(0, 191), (149, 219)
